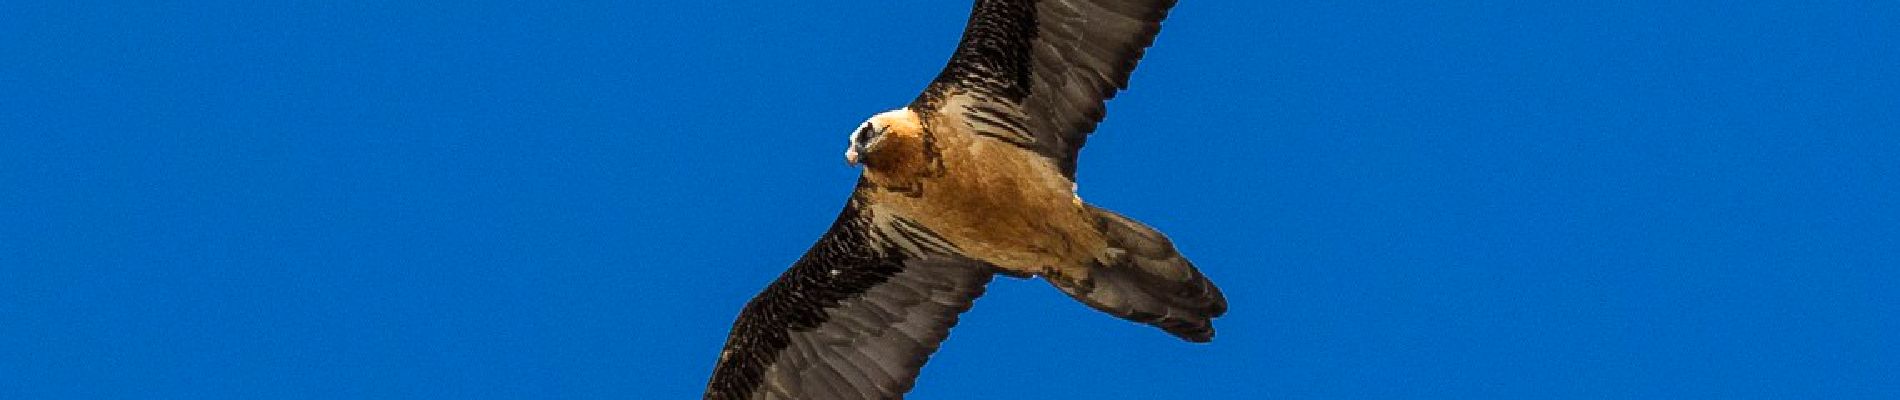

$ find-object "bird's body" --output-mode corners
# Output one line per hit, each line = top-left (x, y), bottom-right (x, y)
(705, 1), (1225, 398)
(859, 108), (1104, 281)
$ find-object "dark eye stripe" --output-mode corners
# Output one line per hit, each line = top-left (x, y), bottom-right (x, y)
(855, 125), (878, 144)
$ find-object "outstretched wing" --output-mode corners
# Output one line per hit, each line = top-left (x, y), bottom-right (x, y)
(705, 199), (994, 400)
(912, 0), (1178, 179)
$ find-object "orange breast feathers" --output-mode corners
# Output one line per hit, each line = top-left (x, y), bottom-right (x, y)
(861, 110), (1105, 277)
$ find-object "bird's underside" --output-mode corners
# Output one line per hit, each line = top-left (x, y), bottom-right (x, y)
(705, 1), (1225, 399)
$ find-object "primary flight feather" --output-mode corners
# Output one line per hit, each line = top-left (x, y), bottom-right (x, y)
(705, 1), (1225, 398)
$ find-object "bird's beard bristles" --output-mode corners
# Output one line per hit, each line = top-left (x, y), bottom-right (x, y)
(858, 108), (931, 186)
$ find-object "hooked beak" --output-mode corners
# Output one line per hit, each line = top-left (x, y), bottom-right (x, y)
(844, 145), (862, 166)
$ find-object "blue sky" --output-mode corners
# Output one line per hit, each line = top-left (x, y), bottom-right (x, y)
(3, 1), (1896, 399)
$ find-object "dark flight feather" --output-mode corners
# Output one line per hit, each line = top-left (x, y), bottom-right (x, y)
(708, 1), (1195, 398)
(915, 0), (1178, 179)
(705, 198), (994, 400)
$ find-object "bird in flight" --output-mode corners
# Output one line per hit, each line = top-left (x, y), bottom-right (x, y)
(704, 1), (1225, 398)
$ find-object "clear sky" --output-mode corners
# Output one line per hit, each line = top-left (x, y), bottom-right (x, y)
(3, 1), (1896, 399)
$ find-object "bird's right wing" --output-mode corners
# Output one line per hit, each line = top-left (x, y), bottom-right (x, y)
(705, 199), (993, 400)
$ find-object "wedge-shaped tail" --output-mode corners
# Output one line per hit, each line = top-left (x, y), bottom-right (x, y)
(1051, 205), (1228, 342)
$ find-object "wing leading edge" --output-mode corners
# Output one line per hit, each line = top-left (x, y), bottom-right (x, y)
(914, 0), (1178, 178)
(705, 199), (994, 400)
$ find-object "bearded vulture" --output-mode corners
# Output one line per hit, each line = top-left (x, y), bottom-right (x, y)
(704, 1), (1226, 398)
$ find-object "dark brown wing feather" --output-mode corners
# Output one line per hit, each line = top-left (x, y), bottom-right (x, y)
(705, 199), (993, 400)
(913, 0), (1177, 178)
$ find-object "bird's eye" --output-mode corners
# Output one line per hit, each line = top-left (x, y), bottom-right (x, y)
(855, 125), (880, 145)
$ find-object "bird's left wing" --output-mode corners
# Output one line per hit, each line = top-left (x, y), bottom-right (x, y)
(912, 0), (1178, 179)
(705, 199), (993, 400)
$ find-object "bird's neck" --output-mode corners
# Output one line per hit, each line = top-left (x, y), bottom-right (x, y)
(862, 131), (935, 193)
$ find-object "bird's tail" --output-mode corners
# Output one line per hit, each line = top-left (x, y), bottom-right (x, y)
(1049, 205), (1228, 342)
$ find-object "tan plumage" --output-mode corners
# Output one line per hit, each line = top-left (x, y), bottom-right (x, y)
(706, 1), (1224, 399)
(860, 108), (1104, 281)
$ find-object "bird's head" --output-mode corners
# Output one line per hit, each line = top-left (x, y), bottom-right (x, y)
(844, 108), (924, 169)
